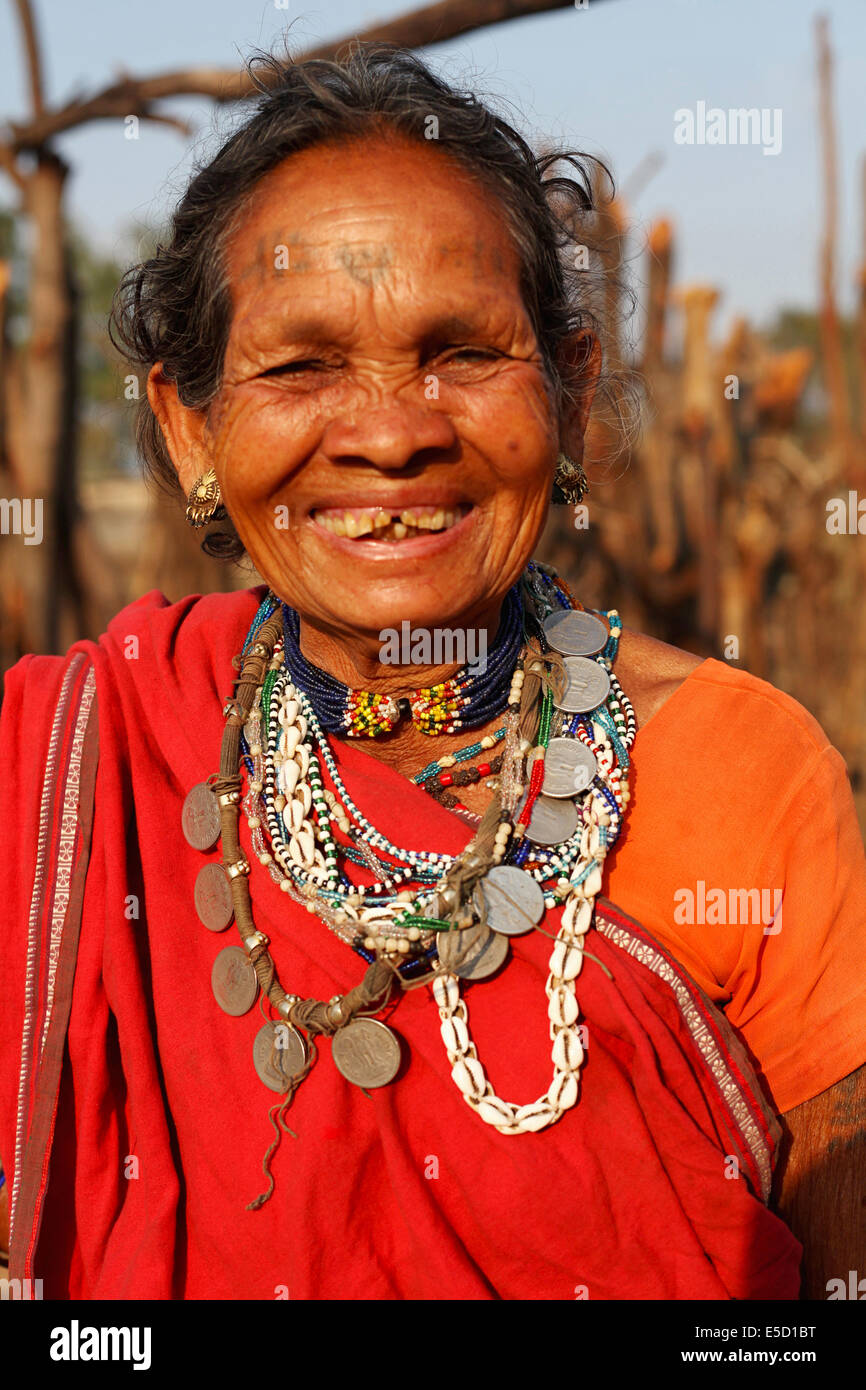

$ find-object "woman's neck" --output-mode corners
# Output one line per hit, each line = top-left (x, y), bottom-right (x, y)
(297, 601), (503, 690)
(297, 603), (509, 791)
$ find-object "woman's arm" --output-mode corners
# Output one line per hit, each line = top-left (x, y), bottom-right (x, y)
(773, 1063), (866, 1300)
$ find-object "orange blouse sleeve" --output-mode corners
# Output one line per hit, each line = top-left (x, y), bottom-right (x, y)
(723, 740), (866, 1114)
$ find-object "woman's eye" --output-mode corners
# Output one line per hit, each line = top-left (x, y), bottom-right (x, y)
(261, 358), (331, 378)
(259, 348), (501, 379)
(438, 346), (500, 364)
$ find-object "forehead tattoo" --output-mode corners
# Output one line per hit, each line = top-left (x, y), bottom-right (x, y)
(235, 229), (315, 282)
(336, 243), (394, 288)
(233, 203), (509, 296)
(236, 231), (397, 288)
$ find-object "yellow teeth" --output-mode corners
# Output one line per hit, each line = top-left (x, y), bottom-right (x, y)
(315, 506), (465, 539)
(343, 514), (375, 538)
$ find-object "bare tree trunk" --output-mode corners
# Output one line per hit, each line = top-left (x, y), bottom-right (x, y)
(7, 150), (70, 652)
(815, 15), (853, 471)
(642, 218), (671, 374)
(56, 234), (89, 652)
(857, 156), (866, 446)
(675, 285), (721, 645)
(641, 220), (679, 573)
(593, 167), (626, 375)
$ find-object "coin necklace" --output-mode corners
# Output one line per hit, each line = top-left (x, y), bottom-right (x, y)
(249, 643), (627, 939)
(181, 566), (635, 1186)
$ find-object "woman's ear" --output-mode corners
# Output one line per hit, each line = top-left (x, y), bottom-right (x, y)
(146, 363), (212, 497)
(559, 328), (602, 460)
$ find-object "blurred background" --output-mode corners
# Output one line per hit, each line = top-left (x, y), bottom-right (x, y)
(1, 0), (865, 828)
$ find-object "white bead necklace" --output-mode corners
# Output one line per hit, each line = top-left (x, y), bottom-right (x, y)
(237, 589), (634, 1135)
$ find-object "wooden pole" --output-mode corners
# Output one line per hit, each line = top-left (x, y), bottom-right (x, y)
(641, 220), (679, 573)
(675, 284), (721, 646)
(815, 14), (853, 470)
(12, 150), (70, 652)
(857, 155), (866, 444)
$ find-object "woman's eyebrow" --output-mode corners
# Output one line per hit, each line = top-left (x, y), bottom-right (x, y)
(419, 314), (482, 341)
(240, 310), (352, 347)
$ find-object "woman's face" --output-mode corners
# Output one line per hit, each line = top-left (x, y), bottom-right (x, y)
(159, 134), (581, 645)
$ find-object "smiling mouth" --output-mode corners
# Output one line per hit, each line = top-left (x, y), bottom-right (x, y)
(311, 503), (471, 541)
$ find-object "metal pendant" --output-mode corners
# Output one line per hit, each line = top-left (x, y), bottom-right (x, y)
(555, 656), (611, 714)
(543, 609), (608, 656)
(437, 922), (510, 980)
(480, 865), (545, 936)
(331, 1018), (402, 1088)
(518, 791), (580, 846)
(211, 946), (258, 1017)
(181, 782), (221, 851)
(194, 862), (234, 931)
(542, 738), (599, 798)
(253, 1021), (307, 1093)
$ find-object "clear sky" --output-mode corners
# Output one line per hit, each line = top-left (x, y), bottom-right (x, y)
(1, 0), (864, 334)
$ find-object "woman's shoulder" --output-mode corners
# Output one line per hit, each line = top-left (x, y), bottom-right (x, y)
(2, 584), (269, 692)
(98, 583), (269, 651)
(0, 586), (269, 761)
(614, 625), (705, 731)
(615, 624), (831, 756)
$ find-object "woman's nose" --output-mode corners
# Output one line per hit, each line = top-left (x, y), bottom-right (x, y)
(322, 402), (458, 471)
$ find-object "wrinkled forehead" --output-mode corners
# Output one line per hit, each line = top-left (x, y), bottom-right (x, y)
(221, 135), (524, 310)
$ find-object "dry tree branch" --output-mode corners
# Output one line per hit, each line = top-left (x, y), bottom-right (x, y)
(12, 0), (46, 118)
(133, 109), (197, 139)
(6, 0), (594, 149)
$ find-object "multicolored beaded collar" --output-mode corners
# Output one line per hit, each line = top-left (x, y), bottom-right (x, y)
(279, 584), (524, 737)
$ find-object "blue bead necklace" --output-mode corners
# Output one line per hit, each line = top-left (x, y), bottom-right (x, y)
(279, 585), (525, 737)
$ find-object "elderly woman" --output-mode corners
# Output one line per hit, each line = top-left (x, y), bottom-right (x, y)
(1, 44), (864, 1302)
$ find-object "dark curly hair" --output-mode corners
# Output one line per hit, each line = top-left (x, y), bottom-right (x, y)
(109, 39), (632, 563)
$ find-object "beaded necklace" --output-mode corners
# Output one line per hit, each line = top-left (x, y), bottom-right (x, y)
(280, 584), (524, 736)
(420, 749), (504, 819)
(412, 726), (506, 788)
(182, 563), (635, 1205)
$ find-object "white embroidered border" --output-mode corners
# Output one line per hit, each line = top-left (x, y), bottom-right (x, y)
(10, 656), (93, 1233)
(39, 667), (96, 1060)
(595, 913), (773, 1203)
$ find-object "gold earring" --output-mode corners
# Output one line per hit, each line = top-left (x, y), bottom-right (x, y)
(552, 452), (589, 505)
(185, 468), (227, 528)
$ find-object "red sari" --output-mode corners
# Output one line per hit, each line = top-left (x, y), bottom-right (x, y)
(0, 586), (801, 1299)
